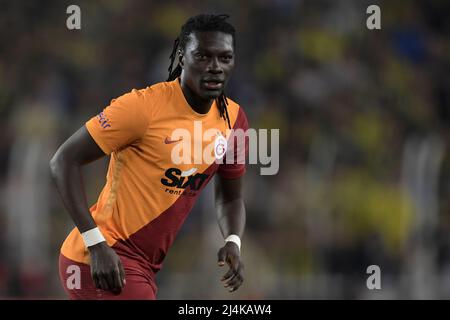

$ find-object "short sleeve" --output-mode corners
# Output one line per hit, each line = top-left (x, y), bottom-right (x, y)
(85, 89), (150, 155)
(217, 107), (249, 179)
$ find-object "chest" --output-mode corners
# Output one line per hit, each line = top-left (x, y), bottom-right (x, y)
(140, 114), (228, 172)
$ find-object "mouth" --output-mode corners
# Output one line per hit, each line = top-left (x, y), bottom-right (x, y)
(202, 79), (224, 90)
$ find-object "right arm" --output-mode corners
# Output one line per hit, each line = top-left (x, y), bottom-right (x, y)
(50, 126), (125, 294)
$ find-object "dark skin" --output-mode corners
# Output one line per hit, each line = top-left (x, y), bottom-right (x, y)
(50, 127), (125, 294)
(179, 31), (235, 114)
(50, 31), (245, 294)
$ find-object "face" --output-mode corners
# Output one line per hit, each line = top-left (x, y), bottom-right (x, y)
(180, 31), (235, 100)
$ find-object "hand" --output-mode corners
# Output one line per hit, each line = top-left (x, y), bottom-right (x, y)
(88, 242), (126, 294)
(217, 241), (244, 292)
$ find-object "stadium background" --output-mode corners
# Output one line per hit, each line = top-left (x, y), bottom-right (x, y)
(0, 0), (449, 299)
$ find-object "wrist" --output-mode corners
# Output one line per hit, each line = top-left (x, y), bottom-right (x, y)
(81, 227), (106, 248)
(225, 234), (241, 253)
(87, 241), (108, 252)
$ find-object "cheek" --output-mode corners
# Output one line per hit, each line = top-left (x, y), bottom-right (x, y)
(185, 63), (203, 78)
(184, 67), (199, 83)
(223, 62), (235, 73)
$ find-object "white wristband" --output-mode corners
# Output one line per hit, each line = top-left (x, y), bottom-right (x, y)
(225, 234), (241, 252)
(81, 227), (106, 248)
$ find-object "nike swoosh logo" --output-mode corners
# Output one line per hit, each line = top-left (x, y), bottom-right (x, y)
(164, 137), (183, 144)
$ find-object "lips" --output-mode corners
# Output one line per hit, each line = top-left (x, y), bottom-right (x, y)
(202, 79), (224, 90)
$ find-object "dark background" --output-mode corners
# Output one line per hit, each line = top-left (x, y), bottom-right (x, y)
(0, 0), (449, 299)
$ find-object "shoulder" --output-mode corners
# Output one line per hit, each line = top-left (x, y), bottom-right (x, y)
(138, 80), (178, 100)
(115, 81), (175, 115)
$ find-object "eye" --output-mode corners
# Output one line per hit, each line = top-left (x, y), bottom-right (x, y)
(221, 55), (233, 62)
(194, 53), (208, 60)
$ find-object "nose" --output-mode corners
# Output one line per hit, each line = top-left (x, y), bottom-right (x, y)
(207, 57), (223, 74)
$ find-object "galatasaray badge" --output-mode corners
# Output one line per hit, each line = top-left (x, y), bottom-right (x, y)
(214, 132), (227, 160)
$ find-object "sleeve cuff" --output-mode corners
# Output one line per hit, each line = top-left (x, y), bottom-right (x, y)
(85, 121), (112, 155)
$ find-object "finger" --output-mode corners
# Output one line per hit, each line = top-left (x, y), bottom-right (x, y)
(217, 247), (227, 266)
(98, 273), (109, 291)
(111, 266), (123, 293)
(92, 272), (101, 290)
(226, 264), (244, 287)
(222, 255), (239, 280)
(228, 282), (242, 293)
(224, 273), (237, 287)
(228, 278), (244, 292)
(118, 262), (126, 287)
(224, 267), (240, 285)
(91, 265), (101, 290)
(222, 267), (235, 281)
(105, 269), (118, 292)
(93, 272), (106, 291)
(224, 264), (241, 284)
(229, 255), (240, 272)
(236, 262), (244, 279)
(226, 260), (244, 292)
(226, 274), (242, 289)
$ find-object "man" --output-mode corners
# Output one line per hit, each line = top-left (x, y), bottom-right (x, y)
(50, 13), (249, 299)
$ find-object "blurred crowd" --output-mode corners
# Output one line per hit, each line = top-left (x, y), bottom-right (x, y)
(0, 0), (449, 299)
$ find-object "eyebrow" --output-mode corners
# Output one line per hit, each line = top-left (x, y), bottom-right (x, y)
(192, 48), (234, 54)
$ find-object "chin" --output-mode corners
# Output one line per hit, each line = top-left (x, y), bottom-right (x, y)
(202, 90), (222, 100)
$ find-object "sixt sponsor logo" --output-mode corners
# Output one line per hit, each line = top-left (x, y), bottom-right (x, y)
(97, 112), (111, 129)
(161, 167), (209, 197)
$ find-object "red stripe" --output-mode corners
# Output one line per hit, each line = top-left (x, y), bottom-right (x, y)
(217, 106), (249, 179)
(112, 107), (248, 275)
(112, 162), (219, 275)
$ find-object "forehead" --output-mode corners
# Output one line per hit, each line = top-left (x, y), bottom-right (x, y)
(185, 31), (234, 52)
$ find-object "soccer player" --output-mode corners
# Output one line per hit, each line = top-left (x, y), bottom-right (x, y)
(50, 14), (249, 299)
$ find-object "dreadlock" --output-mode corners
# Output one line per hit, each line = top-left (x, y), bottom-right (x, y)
(167, 14), (235, 128)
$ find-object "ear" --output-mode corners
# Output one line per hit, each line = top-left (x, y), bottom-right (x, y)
(178, 50), (184, 68)
(179, 53), (184, 68)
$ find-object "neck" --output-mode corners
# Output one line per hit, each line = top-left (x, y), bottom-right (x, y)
(179, 78), (214, 114)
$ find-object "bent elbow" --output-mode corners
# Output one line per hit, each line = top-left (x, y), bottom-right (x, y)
(49, 150), (68, 180)
(49, 153), (60, 179)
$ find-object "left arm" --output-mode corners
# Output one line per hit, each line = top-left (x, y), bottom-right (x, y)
(214, 174), (246, 292)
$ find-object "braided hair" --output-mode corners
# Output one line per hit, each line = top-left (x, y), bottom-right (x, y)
(167, 14), (235, 128)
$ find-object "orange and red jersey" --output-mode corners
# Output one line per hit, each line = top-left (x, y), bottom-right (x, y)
(60, 79), (249, 275)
